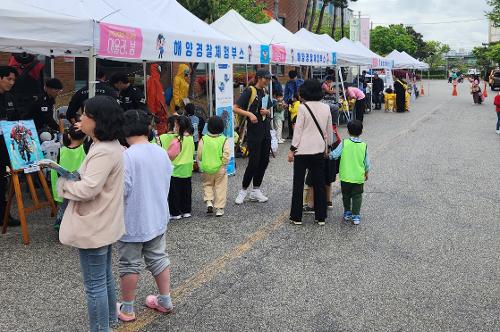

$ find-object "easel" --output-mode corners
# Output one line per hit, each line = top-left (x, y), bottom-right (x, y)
(2, 166), (57, 245)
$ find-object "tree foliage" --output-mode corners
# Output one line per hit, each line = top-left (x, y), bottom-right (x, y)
(370, 25), (417, 56)
(423, 41), (450, 70)
(178, 0), (269, 24)
(487, 0), (500, 27)
(473, 42), (500, 68)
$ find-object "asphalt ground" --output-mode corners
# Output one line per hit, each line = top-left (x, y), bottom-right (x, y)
(1, 80), (499, 331)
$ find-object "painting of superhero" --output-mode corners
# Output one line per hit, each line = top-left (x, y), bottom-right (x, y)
(0, 120), (44, 170)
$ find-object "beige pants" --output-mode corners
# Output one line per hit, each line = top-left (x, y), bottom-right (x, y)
(202, 167), (228, 209)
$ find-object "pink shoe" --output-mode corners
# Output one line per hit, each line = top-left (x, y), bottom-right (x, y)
(116, 303), (136, 322)
(145, 295), (173, 314)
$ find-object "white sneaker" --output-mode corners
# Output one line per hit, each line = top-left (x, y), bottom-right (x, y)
(278, 139), (285, 144)
(182, 213), (192, 219)
(249, 189), (268, 203)
(496, 130), (500, 135)
(235, 189), (247, 205)
(170, 215), (182, 220)
(206, 201), (214, 214)
(216, 209), (224, 217)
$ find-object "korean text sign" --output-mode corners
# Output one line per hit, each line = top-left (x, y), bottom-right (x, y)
(99, 23), (143, 59)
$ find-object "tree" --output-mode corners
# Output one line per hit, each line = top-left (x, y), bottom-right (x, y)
(178, 0), (268, 23)
(308, 0), (318, 31)
(304, 0), (312, 29)
(473, 42), (500, 68)
(405, 26), (427, 59)
(316, 0), (331, 33)
(487, 0), (500, 26)
(370, 24), (418, 56)
(423, 41), (450, 70)
(331, 1), (338, 38)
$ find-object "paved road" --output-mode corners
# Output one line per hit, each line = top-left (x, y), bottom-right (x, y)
(1, 80), (499, 331)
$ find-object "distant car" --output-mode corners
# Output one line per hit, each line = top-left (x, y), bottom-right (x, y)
(468, 68), (480, 76)
(489, 69), (500, 91)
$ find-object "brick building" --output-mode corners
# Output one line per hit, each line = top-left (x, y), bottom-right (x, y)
(259, 0), (308, 33)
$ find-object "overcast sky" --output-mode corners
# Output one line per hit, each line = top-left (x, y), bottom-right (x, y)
(349, 0), (491, 50)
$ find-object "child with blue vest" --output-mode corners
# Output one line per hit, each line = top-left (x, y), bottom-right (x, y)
(116, 109), (173, 322)
(330, 120), (371, 225)
(167, 115), (195, 220)
(198, 116), (231, 217)
(51, 124), (87, 231)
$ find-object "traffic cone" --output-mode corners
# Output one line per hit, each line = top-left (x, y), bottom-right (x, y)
(483, 82), (488, 98)
(452, 81), (458, 96)
(420, 84), (425, 96)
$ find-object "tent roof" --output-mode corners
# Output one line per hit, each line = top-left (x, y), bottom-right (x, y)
(212, 10), (325, 52)
(385, 50), (418, 69)
(212, 10), (329, 65)
(294, 30), (372, 66)
(1, 0), (242, 60)
(0, 0), (94, 56)
(335, 38), (372, 66)
(400, 51), (429, 70)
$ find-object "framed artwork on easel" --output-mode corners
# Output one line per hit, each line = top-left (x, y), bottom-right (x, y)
(0, 120), (56, 245)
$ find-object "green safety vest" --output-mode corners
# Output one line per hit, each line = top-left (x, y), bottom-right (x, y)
(199, 135), (226, 174)
(51, 145), (87, 202)
(159, 133), (177, 150)
(339, 139), (367, 184)
(172, 135), (195, 178)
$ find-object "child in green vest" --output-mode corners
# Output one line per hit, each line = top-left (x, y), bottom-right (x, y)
(158, 115), (179, 149)
(198, 116), (231, 217)
(167, 115), (195, 220)
(329, 120), (371, 225)
(51, 124), (87, 230)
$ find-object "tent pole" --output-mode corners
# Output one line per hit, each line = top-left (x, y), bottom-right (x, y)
(269, 63), (274, 121)
(88, 47), (97, 98)
(143, 61), (147, 102)
(370, 69), (373, 111)
(208, 63), (213, 116)
(245, 64), (249, 86)
(50, 50), (55, 78)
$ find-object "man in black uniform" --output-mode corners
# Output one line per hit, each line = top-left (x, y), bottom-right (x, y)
(66, 70), (117, 123)
(372, 73), (385, 110)
(0, 66), (23, 227)
(26, 78), (63, 133)
(110, 73), (147, 112)
(233, 68), (272, 205)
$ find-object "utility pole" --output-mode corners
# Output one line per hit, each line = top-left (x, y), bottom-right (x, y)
(274, 0), (279, 20)
(358, 11), (361, 42)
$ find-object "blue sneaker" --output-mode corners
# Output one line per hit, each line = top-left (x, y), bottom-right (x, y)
(343, 211), (352, 221)
(352, 215), (361, 225)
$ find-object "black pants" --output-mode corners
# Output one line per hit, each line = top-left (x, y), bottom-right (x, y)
(290, 153), (327, 222)
(373, 92), (382, 109)
(242, 138), (271, 189)
(168, 176), (192, 216)
(354, 98), (366, 122)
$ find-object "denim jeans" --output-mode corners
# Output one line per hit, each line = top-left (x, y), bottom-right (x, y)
(496, 112), (500, 131)
(79, 245), (117, 332)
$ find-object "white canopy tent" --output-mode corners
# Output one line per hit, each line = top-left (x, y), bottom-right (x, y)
(212, 10), (334, 66)
(3, 0), (260, 64)
(294, 29), (371, 67)
(385, 50), (425, 70)
(400, 51), (429, 70)
(352, 41), (393, 69)
(0, 0), (94, 56)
